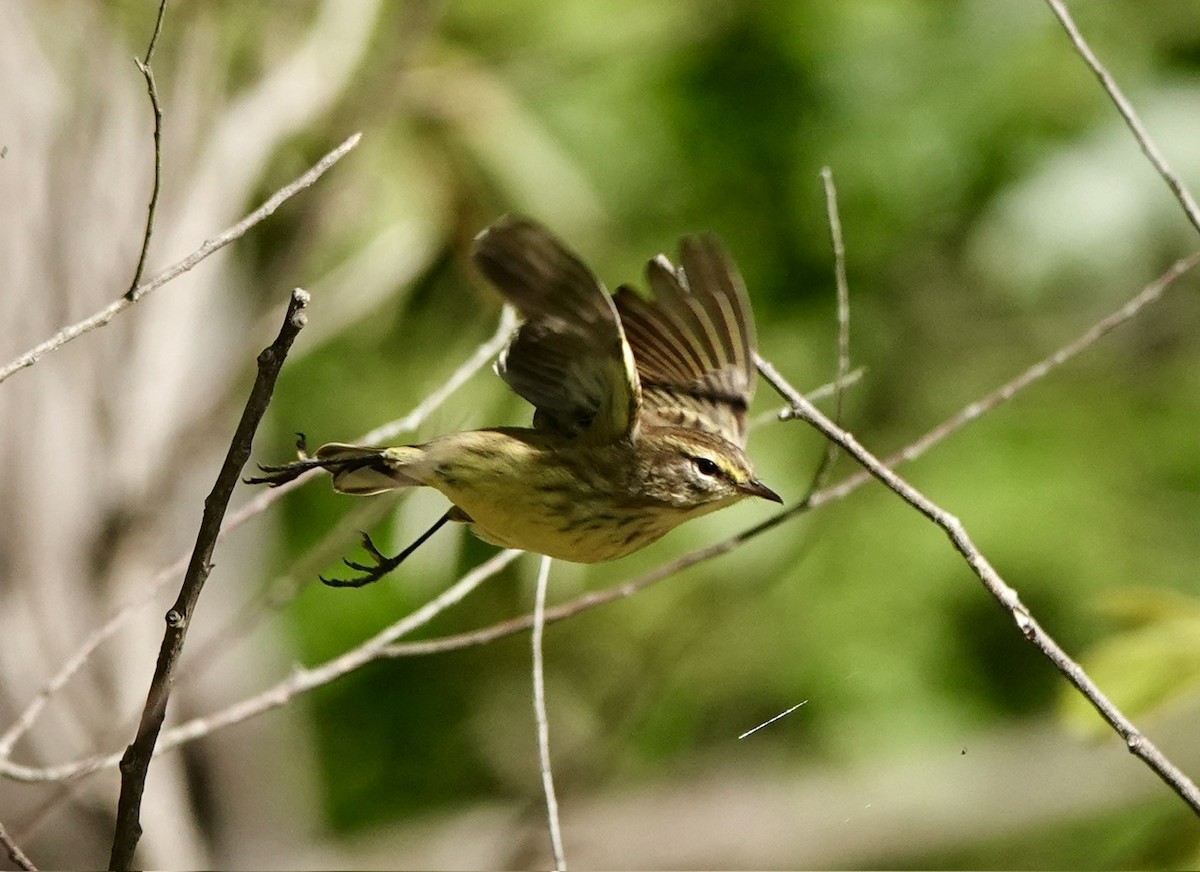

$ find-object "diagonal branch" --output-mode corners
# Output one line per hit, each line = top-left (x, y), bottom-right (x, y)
(107, 288), (310, 871)
(0, 306), (515, 762)
(0, 820), (37, 872)
(1044, 0), (1200, 237)
(755, 354), (1200, 816)
(0, 133), (360, 386)
(0, 549), (519, 785)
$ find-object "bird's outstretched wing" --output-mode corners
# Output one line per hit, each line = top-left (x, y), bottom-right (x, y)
(613, 235), (756, 447)
(472, 215), (641, 443)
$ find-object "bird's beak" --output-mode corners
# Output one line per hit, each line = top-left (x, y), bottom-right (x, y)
(740, 479), (783, 504)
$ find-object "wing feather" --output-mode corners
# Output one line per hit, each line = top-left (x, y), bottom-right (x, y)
(472, 216), (640, 442)
(614, 234), (756, 446)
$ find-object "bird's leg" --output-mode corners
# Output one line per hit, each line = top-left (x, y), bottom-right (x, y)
(244, 434), (385, 487)
(320, 511), (454, 588)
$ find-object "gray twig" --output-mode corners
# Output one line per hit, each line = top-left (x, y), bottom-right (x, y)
(807, 166), (851, 490)
(1044, 0), (1200, 237)
(756, 354), (1200, 816)
(0, 820), (37, 872)
(531, 555), (566, 870)
(0, 133), (360, 386)
(125, 0), (167, 297)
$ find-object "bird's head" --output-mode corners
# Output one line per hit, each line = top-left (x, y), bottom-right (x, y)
(639, 428), (781, 512)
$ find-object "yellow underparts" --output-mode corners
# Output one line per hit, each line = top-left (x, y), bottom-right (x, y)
(402, 429), (708, 563)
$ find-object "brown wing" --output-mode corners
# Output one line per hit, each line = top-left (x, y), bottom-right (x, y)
(613, 234), (756, 447)
(472, 215), (641, 442)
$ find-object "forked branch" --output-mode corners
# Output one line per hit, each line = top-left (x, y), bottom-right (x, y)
(0, 133), (360, 386)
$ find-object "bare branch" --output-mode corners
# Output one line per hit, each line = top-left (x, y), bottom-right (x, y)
(808, 166), (851, 490)
(750, 367), (865, 429)
(0, 132), (361, 386)
(757, 354), (1200, 815)
(125, 0), (167, 296)
(108, 288), (310, 871)
(531, 555), (566, 871)
(822, 167), (851, 396)
(1044, 0), (1200, 237)
(0, 549), (520, 785)
(804, 251), (1200, 478)
(0, 820), (37, 872)
(359, 305), (520, 446)
(0, 307), (513, 762)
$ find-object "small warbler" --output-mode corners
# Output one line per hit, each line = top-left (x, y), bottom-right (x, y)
(252, 215), (780, 585)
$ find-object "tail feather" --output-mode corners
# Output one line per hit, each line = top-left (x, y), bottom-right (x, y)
(315, 443), (425, 495)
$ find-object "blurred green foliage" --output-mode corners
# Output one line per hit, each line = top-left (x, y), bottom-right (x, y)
(141, 0), (1200, 865)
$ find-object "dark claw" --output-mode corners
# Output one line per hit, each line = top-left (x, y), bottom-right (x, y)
(243, 456), (328, 487)
(320, 532), (407, 588)
(243, 433), (317, 486)
(319, 514), (453, 589)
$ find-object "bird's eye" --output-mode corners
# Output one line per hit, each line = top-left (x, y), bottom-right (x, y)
(693, 457), (720, 477)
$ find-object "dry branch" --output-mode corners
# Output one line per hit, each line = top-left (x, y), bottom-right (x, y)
(0, 550), (520, 785)
(125, 0), (167, 296)
(531, 554), (566, 870)
(1045, 0), (1200, 237)
(107, 288), (310, 871)
(756, 354), (1200, 815)
(0, 133), (360, 386)
(0, 820), (37, 872)
(0, 307), (516, 768)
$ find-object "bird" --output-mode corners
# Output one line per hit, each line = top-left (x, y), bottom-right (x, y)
(250, 215), (780, 585)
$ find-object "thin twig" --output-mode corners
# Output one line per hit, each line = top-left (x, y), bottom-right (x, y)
(125, 0), (167, 297)
(0, 132), (360, 386)
(750, 367), (865, 428)
(0, 550), (520, 785)
(531, 555), (566, 871)
(808, 251), (1200, 483)
(0, 820), (37, 872)
(807, 166), (851, 490)
(823, 168), (851, 406)
(108, 288), (310, 871)
(755, 354), (1200, 816)
(0, 2), (175, 764)
(358, 305), (519, 446)
(0, 306), (513, 762)
(1044, 0), (1200, 237)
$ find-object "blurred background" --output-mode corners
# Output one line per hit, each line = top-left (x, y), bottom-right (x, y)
(2, 0), (1199, 868)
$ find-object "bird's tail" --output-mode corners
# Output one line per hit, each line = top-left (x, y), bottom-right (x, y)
(315, 443), (427, 495)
